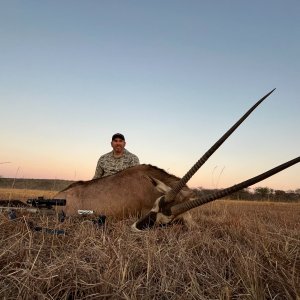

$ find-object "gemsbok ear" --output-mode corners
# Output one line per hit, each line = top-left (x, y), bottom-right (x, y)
(147, 176), (171, 193)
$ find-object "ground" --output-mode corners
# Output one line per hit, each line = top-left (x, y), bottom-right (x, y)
(0, 188), (299, 299)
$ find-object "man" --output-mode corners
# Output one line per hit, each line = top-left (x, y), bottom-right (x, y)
(93, 133), (140, 179)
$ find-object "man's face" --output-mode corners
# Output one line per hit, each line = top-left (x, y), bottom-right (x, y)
(111, 138), (126, 154)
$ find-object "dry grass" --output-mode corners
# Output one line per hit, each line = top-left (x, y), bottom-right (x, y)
(0, 189), (299, 299)
(0, 188), (57, 201)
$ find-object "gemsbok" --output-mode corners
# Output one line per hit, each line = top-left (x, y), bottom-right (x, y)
(53, 89), (299, 230)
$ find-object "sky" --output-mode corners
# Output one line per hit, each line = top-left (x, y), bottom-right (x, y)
(0, 0), (299, 191)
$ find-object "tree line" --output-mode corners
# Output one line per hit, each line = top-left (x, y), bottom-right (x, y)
(194, 187), (300, 202)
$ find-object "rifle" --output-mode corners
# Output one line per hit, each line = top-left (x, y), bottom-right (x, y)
(0, 197), (67, 234)
(0, 196), (106, 233)
(0, 197), (66, 217)
(27, 197), (66, 208)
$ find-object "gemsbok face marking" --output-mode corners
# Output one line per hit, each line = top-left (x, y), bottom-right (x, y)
(54, 89), (299, 230)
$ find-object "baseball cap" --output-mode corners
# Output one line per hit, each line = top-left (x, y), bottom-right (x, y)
(112, 133), (125, 141)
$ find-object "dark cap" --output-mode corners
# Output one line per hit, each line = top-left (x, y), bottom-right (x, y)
(112, 133), (125, 141)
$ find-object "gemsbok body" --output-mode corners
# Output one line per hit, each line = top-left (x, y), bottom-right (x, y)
(54, 164), (197, 226)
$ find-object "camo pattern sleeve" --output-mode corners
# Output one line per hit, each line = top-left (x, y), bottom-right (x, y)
(93, 149), (140, 179)
(93, 158), (105, 179)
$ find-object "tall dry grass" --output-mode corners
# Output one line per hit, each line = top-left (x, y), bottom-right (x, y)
(0, 190), (299, 299)
(0, 187), (57, 201)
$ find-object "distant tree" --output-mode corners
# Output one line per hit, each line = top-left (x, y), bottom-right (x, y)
(230, 188), (252, 200)
(274, 190), (286, 196)
(274, 190), (286, 201)
(254, 187), (272, 200)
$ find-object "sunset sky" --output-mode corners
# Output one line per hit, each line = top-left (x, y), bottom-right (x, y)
(1, 1), (299, 191)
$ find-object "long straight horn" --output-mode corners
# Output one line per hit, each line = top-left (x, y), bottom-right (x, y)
(165, 89), (276, 202)
(170, 157), (300, 216)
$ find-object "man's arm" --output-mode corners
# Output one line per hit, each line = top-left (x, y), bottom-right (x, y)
(131, 154), (140, 166)
(93, 159), (104, 179)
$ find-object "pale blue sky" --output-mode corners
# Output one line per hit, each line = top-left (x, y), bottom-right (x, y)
(1, 1), (299, 190)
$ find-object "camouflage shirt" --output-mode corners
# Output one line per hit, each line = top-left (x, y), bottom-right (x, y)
(93, 149), (140, 179)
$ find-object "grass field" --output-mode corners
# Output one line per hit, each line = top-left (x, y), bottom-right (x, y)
(0, 188), (57, 201)
(0, 188), (299, 299)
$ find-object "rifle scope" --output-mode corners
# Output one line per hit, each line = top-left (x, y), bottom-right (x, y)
(27, 197), (66, 207)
